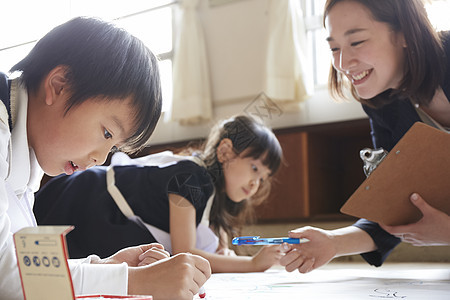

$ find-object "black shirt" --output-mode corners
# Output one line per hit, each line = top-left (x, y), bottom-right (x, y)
(34, 159), (214, 258)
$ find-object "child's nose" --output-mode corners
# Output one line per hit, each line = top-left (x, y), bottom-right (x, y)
(250, 178), (259, 190)
(96, 151), (109, 166)
(86, 156), (100, 169)
(89, 148), (110, 167)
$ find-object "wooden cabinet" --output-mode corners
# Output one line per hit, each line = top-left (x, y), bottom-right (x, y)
(255, 131), (311, 220)
(255, 118), (372, 222)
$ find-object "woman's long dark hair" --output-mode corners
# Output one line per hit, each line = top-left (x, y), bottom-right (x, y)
(324, 0), (445, 108)
(198, 115), (282, 245)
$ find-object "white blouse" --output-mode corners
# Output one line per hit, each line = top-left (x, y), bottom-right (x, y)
(0, 79), (128, 299)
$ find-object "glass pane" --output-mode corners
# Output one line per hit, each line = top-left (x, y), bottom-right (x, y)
(69, 0), (174, 20)
(0, 0), (70, 50)
(158, 59), (173, 112)
(426, 0), (450, 31)
(0, 43), (35, 74)
(0, 0), (174, 111)
(115, 7), (173, 54)
(1, 0), (173, 55)
(312, 0), (326, 16)
(314, 28), (331, 87)
(306, 0), (330, 87)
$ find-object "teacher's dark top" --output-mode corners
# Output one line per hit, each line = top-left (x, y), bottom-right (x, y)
(353, 31), (450, 267)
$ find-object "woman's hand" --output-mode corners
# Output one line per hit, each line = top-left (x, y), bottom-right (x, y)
(280, 226), (376, 274)
(381, 193), (450, 246)
(251, 244), (284, 272)
(280, 227), (336, 273)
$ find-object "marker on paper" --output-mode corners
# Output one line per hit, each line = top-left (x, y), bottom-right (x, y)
(231, 236), (309, 246)
(199, 286), (206, 299)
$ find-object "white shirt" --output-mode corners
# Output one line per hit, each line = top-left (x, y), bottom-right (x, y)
(0, 78), (128, 299)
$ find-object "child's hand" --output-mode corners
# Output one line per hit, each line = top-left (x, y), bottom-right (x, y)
(251, 244), (284, 272)
(138, 245), (171, 266)
(98, 243), (169, 267)
(215, 247), (237, 256)
(128, 253), (211, 299)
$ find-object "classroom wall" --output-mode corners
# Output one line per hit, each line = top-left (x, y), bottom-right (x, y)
(149, 0), (367, 146)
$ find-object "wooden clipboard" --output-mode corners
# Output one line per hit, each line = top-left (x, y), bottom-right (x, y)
(340, 122), (450, 226)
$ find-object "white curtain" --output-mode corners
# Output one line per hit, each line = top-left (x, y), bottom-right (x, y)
(170, 0), (213, 125)
(265, 0), (313, 111)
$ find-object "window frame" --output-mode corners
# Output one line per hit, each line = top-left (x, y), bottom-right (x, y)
(0, 1), (177, 111)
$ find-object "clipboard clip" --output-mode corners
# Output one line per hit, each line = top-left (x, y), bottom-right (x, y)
(360, 148), (388, 177)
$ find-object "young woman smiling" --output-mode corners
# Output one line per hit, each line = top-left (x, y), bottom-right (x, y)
(280, 0), (450, 274)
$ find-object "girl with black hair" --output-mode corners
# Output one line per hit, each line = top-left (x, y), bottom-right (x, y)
(35, 115), (285, 273)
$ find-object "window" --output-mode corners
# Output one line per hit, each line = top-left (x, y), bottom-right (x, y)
(424, 0), (450, 31)
(0, 0), (175, 111)
(303, 0), (329, 88)
(303, 0), (450, 90)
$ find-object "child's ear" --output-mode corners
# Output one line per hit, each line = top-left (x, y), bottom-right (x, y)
(44, 65), (69, 105)
(216, 138), (234, 163)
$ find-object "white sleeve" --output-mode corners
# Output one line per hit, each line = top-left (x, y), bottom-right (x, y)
(69, 255), (128, 296)
(0, 234), (25, 300)
(0, 114), (24, 300)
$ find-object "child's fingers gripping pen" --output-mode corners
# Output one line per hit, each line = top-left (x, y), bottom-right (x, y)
(199, 286), (206, 299)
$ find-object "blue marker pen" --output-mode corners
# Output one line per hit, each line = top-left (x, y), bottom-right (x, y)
(232, 236), (309, 246)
